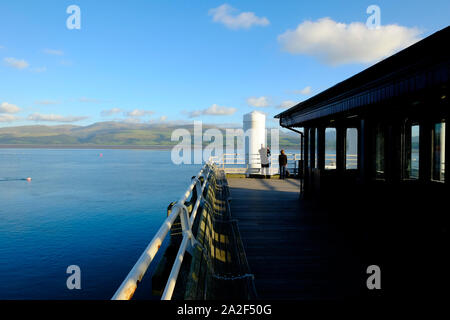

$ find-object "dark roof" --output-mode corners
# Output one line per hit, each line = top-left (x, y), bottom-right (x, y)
(275, 26), (450, 126)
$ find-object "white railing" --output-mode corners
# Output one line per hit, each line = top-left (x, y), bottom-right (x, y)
(112, 161), (214, 300)
(211, 153), (302, 175)
(324, 154), (358, 170)
(212, 153), (359, 172)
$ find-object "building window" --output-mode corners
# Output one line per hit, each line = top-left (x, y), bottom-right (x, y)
(346, 128), (358, 170)
(314, 128), (319, 169)
(308, 128), (314, 168)
(405, 124), (420, 179)
(375, 125), (385, 179)
(432, 121), (446, 182)
(325, 128), (336, 169)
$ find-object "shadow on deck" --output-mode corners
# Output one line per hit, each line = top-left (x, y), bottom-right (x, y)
(228, 178), (367, 300)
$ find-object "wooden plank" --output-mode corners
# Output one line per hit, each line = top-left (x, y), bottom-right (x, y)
(228, 178), (364, 300)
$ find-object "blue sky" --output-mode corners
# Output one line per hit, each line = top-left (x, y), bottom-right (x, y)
(1, 0), (449, 127)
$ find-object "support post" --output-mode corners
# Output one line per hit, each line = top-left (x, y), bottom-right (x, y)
(336, 126), (346, 173)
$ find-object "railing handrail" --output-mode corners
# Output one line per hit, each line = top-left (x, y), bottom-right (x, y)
(112, 161), (213, 300)
(214, 153), (358, 166)
(212, 152), (302, 168)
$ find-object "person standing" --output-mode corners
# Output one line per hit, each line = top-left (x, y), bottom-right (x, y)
(259, 144), (270, 178)
(279, 149), (288, 179)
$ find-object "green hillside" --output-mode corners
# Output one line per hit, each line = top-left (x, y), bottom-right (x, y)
(0, 122), (300, 147)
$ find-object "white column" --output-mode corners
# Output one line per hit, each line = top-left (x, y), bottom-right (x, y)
(243, 111), (266, 169)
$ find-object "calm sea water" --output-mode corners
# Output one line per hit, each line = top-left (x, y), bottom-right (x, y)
(0, 149), (201, 300)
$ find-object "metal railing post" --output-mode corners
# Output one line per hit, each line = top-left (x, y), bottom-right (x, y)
(160, 234), (190, 300)
(173, 202), (195, 253)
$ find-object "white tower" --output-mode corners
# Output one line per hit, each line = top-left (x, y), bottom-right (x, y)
(243, 111), (266, 170)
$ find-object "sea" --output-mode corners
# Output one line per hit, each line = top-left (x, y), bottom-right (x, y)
(0, 148), (201, 300)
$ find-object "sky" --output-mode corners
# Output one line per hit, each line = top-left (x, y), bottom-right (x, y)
(0, 0), (449, 128)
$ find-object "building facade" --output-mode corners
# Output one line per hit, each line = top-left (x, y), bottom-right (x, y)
(275, 26), (449, 297)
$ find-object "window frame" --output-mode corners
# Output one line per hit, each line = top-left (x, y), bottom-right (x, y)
(431, 119), (446, 183)
(403, 121), (420, 181)
(345, 127), (359, 171)
(374, 124), (386, 180)
(324, 127), (337, 170)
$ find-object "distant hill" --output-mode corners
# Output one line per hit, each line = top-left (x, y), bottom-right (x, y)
(0, 122), (300, 148)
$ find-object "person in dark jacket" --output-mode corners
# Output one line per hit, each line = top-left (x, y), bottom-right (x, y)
(278, 150), (288, 179)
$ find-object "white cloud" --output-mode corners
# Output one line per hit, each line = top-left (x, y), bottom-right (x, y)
(188, 110), (202, 118)
(0, 114), (20, 122)
(4, 57), (29, 69)
(292, 86), (312, 95)
(43, 49), (64, 56)
(204, 104), (237, 116)
(125, 109), (155, 117)
(278, 18), (421, 65)
(150, 119), (191, 126)
(209, 4), (270, 30)
(148, 115), (168, 124)
(187, 104), (237, 118)
(101, 108), (122, 116)
(27, 113), (88, 123)
(3, 57), (45, 72)
(247, 96), (270, 107)
(0, 102), (21, 114)
(35, 100), (60, 105)
(277, 100), (297, 109)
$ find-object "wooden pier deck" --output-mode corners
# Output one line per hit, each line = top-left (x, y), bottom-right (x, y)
(228, 178), (365, 300)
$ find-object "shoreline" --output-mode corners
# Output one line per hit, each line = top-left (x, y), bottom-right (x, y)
(0, 144), (175, 150)
(0, 144), (300, 150)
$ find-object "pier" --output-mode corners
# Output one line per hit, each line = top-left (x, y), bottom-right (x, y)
(112, 162), (366, 300)
(227, 178), (364, 299)
(113, 26), (449, 301)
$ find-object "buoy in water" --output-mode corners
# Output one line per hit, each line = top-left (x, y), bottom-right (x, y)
(99, 153), (103, 157)
(26, 177), (32, 182)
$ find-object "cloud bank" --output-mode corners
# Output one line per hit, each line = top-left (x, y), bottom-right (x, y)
(188, 104), (237, 118)
(278, 18), (421, 65)
(125, 109), (154, 117)
(277, 100), (297, 109)
(4, 57), (29, 69)
(0, 102), (21, 114)
(247, 96), (270, 108)
(209, 4), (269, 30)
(101, 108), (122, 116)
(293, 86), (312, 95)
(0, 114), (20, 122)
(27, 113), (88, 123)
(35, 100), (61, 105)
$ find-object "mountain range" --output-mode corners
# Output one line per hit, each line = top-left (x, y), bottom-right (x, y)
(0, 122), (301, 147)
